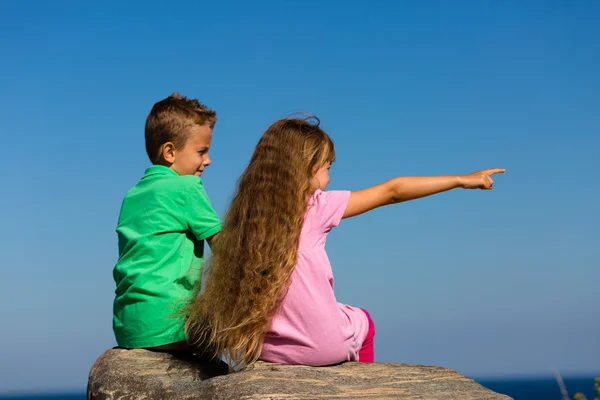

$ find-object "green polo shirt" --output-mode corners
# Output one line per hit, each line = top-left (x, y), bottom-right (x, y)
(113, 165), (221, 348)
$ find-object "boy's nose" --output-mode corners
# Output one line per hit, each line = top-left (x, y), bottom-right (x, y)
(204, 155), (211, 166)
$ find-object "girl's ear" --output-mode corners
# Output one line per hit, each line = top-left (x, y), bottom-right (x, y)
(160, 142), (176, 164)
(311, 163), (320, 175)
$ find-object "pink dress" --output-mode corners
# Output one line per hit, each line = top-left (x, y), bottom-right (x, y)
(260, 190), (370, 365)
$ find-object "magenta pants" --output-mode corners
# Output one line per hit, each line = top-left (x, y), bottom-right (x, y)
(359, 308), (375, 362)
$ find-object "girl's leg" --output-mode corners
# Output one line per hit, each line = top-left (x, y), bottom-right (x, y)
(358, 308), (375, 363)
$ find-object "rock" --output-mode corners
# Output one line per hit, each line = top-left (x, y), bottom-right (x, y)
(87, 348), (512, 400)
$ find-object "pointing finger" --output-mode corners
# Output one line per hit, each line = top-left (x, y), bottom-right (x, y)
(485, 168), (505, 176)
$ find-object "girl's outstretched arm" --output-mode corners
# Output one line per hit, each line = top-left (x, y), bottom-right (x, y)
(342, 168), (505, 219)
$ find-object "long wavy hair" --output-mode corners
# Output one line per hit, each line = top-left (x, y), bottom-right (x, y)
(185, 116), (336, 369)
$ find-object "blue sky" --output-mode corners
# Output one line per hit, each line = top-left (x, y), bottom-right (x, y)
(1, 0), (598, 394)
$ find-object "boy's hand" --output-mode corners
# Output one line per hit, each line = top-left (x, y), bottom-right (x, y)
(458, 168), (505, 190)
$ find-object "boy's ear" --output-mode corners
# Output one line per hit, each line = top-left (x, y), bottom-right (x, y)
(161, 142), (176, 164)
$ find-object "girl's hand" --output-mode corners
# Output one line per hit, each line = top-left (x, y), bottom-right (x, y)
(458, 168), (505, 190)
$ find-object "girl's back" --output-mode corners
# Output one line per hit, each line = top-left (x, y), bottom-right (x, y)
(261, 190), (369, 365)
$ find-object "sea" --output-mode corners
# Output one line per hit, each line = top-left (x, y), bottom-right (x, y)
(0, 376), (597, 399)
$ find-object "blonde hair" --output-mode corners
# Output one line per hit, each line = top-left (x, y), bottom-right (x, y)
(144, 92), (217, 163)
(185, 116), (335, 369)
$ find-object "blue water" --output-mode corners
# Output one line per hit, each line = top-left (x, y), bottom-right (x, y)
(1, 377), (597, 399)
(478, 377), (598, 399)
(0, 396), (84, 400)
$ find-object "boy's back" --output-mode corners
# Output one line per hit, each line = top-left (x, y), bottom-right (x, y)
(113, 165), (220, 348)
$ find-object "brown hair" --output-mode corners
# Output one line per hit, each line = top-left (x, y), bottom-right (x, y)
(185, 116), (335, 369)
(145, 92), (217, 163)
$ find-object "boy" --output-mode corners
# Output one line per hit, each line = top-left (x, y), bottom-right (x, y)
(113, 92), (221, 350)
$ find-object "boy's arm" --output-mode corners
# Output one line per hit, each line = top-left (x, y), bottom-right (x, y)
(342, 168), (505, 219)
(206, 232), (220, 249)
(186, 179), (222, 241)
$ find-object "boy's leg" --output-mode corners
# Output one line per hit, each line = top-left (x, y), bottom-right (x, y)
(147, 341), (191, 352)
(147, 341), (229, 376)
(358, 308), (375, 363)
(148, 341), (215, 360)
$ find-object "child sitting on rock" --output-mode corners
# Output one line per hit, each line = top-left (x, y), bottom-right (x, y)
(185, 116), (504, 368)
(113, 92), (221, 351)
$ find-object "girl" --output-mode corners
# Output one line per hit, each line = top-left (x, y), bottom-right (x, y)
(185, 117), (504, 369)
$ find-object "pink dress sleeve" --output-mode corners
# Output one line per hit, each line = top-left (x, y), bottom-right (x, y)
(310, 189), (351, 232)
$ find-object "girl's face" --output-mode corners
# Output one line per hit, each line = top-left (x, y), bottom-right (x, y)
(311, 161), (331, 192)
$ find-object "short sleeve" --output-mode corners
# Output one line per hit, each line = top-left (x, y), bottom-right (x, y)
(311, 190), (351, 232)
(185, 179), (222, 241)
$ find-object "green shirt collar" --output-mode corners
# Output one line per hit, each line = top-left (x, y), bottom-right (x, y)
(144, 165), (178, 177)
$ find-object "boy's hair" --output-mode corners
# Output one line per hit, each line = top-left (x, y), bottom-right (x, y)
(185, 116), (335, 369)
(145, 92), (217, 163)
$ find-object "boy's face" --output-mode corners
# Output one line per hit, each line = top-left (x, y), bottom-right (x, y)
(170, 123), (213, 177)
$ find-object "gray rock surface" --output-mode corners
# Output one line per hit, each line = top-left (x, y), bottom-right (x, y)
(87, 348), (512, 400)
